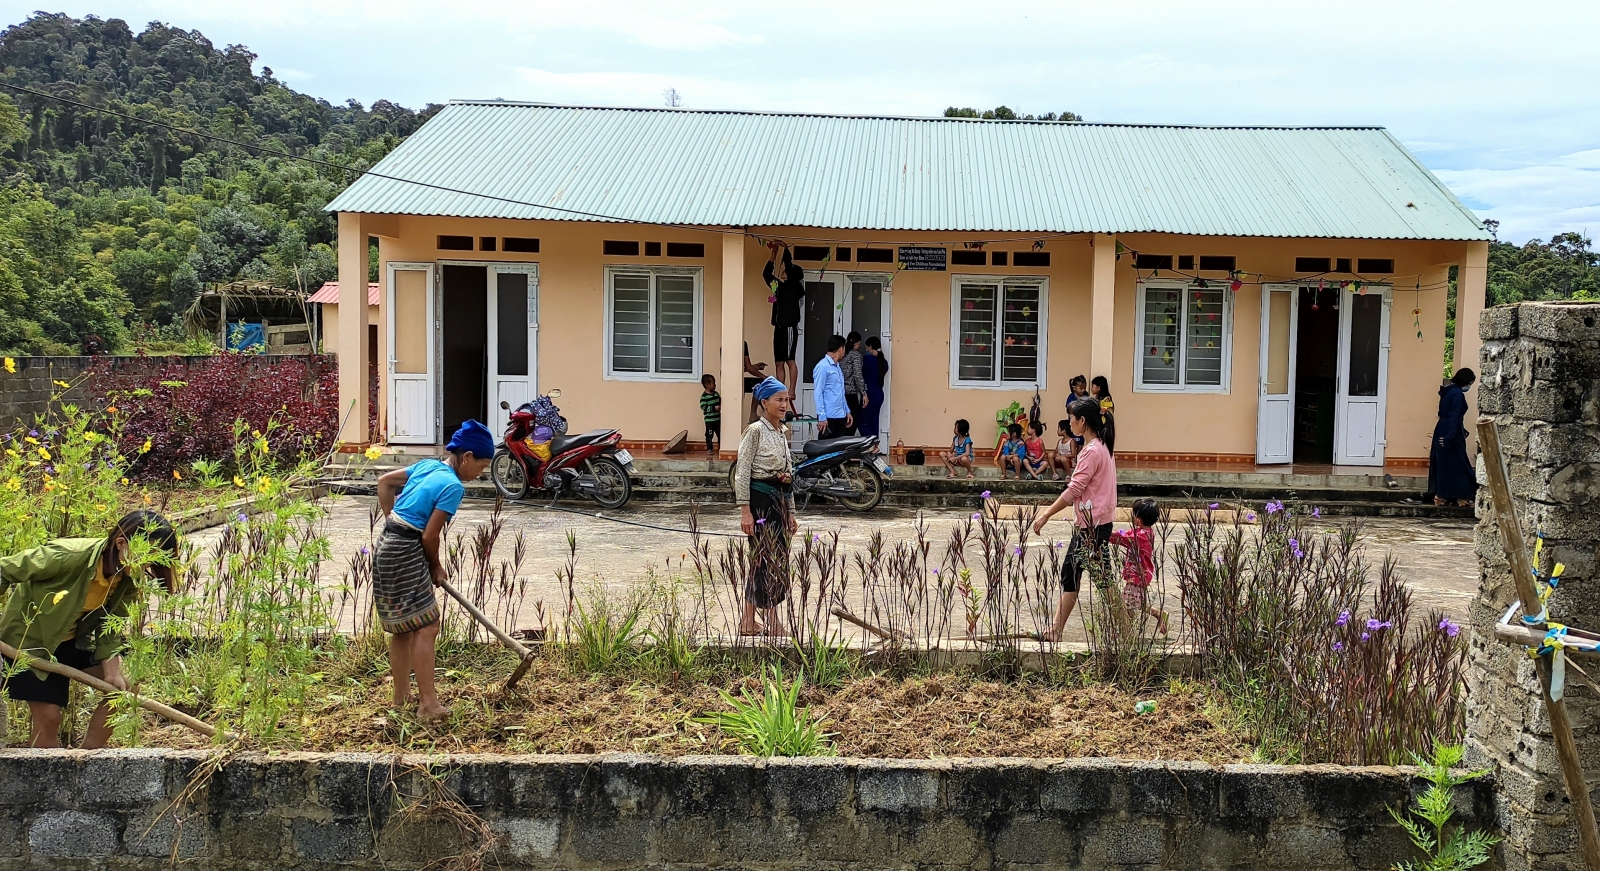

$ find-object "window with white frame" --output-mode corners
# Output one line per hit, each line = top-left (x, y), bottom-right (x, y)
(606, 267), (701, 379)
(951, 278), (1047, 387)
(1135, 280), (1231, 391)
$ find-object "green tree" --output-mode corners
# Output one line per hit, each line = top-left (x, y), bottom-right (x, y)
(944, 105), (1083, 121)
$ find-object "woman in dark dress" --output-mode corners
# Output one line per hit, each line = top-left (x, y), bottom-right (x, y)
(859, 336), (887, 438)
(1429, 368), (1477, 507)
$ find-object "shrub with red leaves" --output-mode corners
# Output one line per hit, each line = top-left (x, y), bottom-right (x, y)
(88, 354), (339, 480)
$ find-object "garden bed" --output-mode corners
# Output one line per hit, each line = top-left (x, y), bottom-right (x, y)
(117, 644), (1252, 763)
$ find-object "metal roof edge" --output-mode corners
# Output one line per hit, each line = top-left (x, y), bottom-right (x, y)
(438, 100), (1389, 130)
(1378, 129), (1492, 240)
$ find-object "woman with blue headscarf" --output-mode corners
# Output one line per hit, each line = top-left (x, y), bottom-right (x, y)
(372, 420), (494, 720)
(733, 377), (798, 636)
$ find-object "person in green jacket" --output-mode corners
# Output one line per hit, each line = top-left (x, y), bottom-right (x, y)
(0, 510), (179, 748)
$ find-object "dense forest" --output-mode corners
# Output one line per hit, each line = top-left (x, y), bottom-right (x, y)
(0, 12), (1594, 355)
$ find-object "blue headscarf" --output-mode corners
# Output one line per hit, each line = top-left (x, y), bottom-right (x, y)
(446, 420), (495, 459)
(752, 376), (787, 403)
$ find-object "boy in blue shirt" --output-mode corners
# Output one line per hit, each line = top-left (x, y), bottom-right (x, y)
(372, 421), (494, 720)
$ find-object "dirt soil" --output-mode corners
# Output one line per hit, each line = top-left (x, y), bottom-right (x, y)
(130, 647), (1252, 764)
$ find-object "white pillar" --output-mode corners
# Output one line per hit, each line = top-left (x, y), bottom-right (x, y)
(1455, 240), (1489, 454)
(1089, 234), (1117, 382)
(719, 232), (748, 456)
(336, 212), (370, 446)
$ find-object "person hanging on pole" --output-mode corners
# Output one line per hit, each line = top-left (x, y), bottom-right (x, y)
(0, 511), (180, 748)
(764, 241), (807, 401)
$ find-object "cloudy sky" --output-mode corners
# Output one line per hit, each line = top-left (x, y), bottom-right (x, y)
(6, 0), (1598, 244)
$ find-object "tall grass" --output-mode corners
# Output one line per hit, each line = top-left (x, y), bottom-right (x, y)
(1175, 504), (1466, 764)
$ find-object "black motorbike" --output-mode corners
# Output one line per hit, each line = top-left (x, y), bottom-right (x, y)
(726, 435), (888, 511)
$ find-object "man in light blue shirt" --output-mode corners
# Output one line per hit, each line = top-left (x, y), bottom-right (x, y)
(812, 334), (853, 438)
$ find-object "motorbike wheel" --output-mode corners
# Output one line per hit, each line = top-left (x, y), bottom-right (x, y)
(490, 449), (530, 501)
(587, 456), (632, 509)
(726, 462), (738, 493)
(836, 460), (884, 512)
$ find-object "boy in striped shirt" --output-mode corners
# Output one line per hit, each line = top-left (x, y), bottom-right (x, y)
(700, 374), (721, 454)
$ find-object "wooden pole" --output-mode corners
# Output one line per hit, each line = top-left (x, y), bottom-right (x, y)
(0, 639), (233, 743)
(437, 579), (536, 692)
(830, 607), (904, 641)
(1478, 415), (1600, 870)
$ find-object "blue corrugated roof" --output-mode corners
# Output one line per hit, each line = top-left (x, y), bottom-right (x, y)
(326, 102), (1488, 240)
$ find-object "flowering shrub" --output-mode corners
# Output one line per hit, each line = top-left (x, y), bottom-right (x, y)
(1176, 503), (1466, 764)
(0, 388), (131, 553)
(89, 353), (338, 479)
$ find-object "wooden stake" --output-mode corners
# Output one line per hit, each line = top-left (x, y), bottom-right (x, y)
(0, 639), (233, 743)
(830, 607), (905, 641)
(437, 579), (536, 693)
(1478, 415), (1600, 870)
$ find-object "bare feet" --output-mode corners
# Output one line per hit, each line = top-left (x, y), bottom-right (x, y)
(966, 471), (976, 479)
(418, 702), (449, 722)
(1157, 613), (1170, 635)
(739, 623), (765, 636)
(1039, 628), (1062, 642)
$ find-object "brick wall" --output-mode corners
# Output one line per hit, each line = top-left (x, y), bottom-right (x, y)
(1467, 301), (1600, 871)
(0, 749), (1494, 869)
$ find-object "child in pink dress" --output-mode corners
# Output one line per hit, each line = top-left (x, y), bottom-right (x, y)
(1111, 498), (1169, 635)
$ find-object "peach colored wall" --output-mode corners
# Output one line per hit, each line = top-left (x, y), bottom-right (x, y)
(358, 214), (1467, 461)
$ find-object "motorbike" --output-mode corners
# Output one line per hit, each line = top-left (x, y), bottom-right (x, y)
(490, 389), (635, 509)
(726, 434), (889, 512)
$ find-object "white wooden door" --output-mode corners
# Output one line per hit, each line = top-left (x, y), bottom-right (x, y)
(1255, 284), (1298, 464)
(387, 263), (435, 444)
(487, 264), (539, 435)
(1333, 285), (1391, 466)
(846, 275), (892, 452)
(796, 274), (844, 426)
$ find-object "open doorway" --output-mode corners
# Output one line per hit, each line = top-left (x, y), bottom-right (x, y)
(441, 264), (487, 438)
(1293, 284), (1339, 464)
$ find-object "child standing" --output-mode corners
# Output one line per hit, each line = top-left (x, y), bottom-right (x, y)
(1111, 498), (1169, 635)
(700, 374), (721, 454)
(373, 421), (494, 721)
(1023, 421), (1049, 480)
(1091, 375), (1115, 417)
(941, 418), (975, 479)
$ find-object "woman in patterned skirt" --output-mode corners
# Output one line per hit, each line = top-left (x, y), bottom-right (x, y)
(733, 377), (799, 636)
(372, 421), (493, 720)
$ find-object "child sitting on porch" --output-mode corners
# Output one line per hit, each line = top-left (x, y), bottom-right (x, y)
(1110, 498), (1169, 635)
(998, 423), (1027, 479)
(1047, 419), (1079, 481)
(1023, 421), (1049, 480)
(941, 418), (975, 479)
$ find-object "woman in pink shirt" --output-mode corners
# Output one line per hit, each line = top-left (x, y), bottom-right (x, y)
(1030, 397), (1117, 641)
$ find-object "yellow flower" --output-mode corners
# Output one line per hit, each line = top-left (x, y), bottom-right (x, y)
(42, 480), (55, 492)
(50, 590), (68, 606)
(95, 503), (105, 511)
(83, 432), (98, 442)
(140, 438), (152, 453)
(36, 448), (49, 461)
(53, 380), (69, 388)
(23, 436), (38, 445)
(364, 445), (383, 461)
(232, 475), (245, 488)
(2, 358), (13, 373)
(120, 477), (129, 486)
(4, 477), (19, 491)
(172, 469), (182, 481)
(142, 493), (151, 505)
(257, 476), (273, 493)
(5, 448), (16, 457)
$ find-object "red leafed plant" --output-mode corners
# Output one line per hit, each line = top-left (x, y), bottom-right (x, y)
(88, 354), (339, 480)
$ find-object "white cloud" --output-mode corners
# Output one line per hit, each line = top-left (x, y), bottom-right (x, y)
(1436, 159), (1600, 244)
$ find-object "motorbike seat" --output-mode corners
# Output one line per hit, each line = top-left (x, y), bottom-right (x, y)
(549, 429), (613, 455)
(801, 436), (877, 457)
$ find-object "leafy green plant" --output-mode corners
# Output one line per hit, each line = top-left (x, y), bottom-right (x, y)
(0, 379), (132, 552)
(570, 589), (644, 673)
(1389, 743), (1499, 871)
(798, 634), (854, 690)
(699, 665), (833, 757)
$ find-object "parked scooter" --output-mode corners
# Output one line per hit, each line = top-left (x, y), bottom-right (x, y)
(490, 389), (635, 509)
(727, 434), (888, 512)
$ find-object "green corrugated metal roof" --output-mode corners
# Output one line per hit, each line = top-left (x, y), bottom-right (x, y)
(326, 102), (1488, 240)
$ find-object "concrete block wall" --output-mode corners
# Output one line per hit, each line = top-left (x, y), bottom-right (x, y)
(1467, 301), (1600, 871)
(0, 749), (1494, 870)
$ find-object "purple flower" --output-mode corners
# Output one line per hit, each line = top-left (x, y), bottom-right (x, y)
(360, 546), (370, 556)
(1055, 541), (1065, 549)
(1336, 609), (1350, 627)
(1245, 511), (1257, 522)
(1207, 502), (1219, 511)
(1361, 632), (1371, 642)
(980, 490), (992, 499)
(812, 533), (820, 542)
(1289, 538), (1303, 560)
(28, 429), (38, 438)
(1438, 618), (1460, 638)
(1365, 618), (1392, 631)
(756, 517), (767, 525)
(1311, 506), (1321, 518)
(236, 512), (247, 524)
(1265, 500), (1283, 515)
(972, 513), (982, 520)
(1332, 641), (1344, 652)
(932, 567), (941, 575)
(1013, 546), (1022, 556)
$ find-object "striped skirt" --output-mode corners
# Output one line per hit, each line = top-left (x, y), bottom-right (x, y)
(372, 521), (440, 634)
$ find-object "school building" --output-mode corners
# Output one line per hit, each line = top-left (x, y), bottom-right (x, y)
(324, 102), (1489, 467)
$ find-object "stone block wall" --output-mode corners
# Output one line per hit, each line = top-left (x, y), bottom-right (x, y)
(0, 749), (1493, 870)
(1467, 301), (1600, 870)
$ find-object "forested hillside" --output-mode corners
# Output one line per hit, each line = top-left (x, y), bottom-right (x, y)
(0, 12), (436, 353)
(0, 11), (1594, 356)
